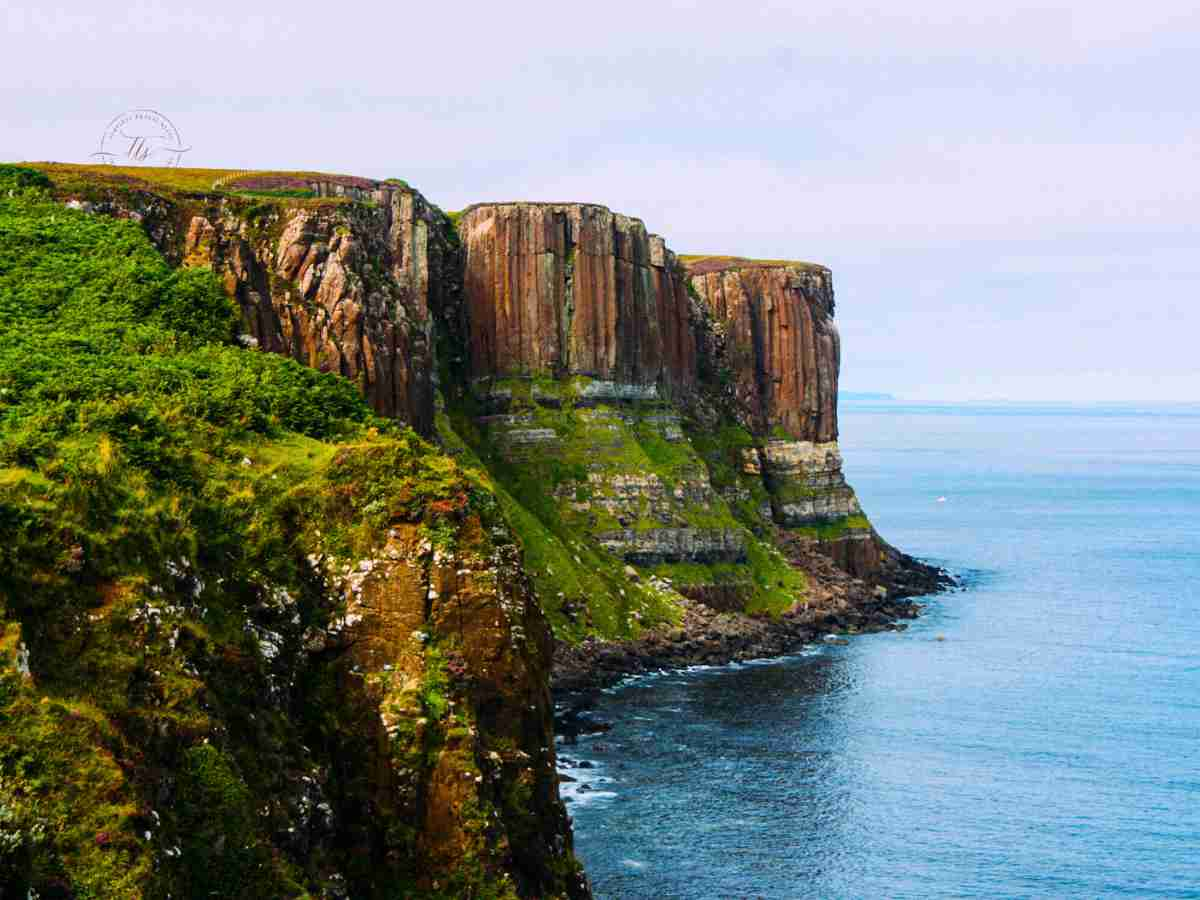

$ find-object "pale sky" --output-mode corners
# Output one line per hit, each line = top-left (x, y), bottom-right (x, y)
(4, 1), (1197, 402)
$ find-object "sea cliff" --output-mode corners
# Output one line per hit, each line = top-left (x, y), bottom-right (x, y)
(0, 163), (946, 898)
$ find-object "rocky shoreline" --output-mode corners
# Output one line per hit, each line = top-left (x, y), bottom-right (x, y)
(552, 548), (954, 707)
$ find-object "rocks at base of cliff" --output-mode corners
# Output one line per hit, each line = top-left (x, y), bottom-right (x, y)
(551, 542), (954, 696)
(550, 595), (920, 696)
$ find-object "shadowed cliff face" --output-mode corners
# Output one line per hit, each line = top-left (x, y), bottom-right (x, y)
(459, 203), (695, 397)
(686, 260), (839, 443)
(180, 182), (459, 433)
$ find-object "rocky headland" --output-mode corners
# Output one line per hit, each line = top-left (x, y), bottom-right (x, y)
(0, 162), (950, 899)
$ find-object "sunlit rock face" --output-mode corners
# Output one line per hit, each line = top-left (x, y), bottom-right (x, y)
(686, 258), (881, 576)
(686, 259), (839, 443)
(458, 203), (696, 398)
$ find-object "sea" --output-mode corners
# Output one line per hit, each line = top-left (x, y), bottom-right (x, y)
(560, 402), (1200, 899)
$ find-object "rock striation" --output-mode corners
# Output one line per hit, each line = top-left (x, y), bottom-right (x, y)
(459, 203), (695, 397)
(684, 257), (880, 575)
(183, 181), (459, 433)
(686, 258), (839, 442)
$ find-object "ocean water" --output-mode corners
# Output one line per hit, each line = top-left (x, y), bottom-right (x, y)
(562, 403), (1200, 899)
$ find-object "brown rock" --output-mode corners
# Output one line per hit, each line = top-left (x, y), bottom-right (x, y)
(332, 516), (588, 898)
(459, 203), (696, 396)
(170, 179), (459, 434)
(686, 259), (838, 442)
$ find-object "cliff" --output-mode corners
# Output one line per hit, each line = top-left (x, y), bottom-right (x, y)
(683, 256), (880, 575)
(684, 257), (838, 442)
(459, 203), (694, 396)
(31, 164), (462, 434)
(1, 163), (945, 899)
(0, 166), (586, 899)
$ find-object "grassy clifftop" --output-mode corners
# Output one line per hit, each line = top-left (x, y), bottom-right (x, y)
(23, 162), (413, 204)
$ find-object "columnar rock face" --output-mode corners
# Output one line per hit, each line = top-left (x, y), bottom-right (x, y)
(459, 203), (695, 397)
(179, 178), (459, 433)
(686, 258), (839, 442)
(686, 258), (880, 575)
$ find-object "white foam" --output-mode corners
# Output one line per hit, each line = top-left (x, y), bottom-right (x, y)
(557, 755), (617, 808)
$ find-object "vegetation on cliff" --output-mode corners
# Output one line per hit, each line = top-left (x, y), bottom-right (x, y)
(0, 165), (584, 899)
(0, 158), (913, 898)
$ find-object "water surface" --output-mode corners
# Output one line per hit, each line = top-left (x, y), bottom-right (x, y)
(564, 403), (1200, 899)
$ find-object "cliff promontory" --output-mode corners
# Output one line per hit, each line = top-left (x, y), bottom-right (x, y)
(0, 163), (946, 899)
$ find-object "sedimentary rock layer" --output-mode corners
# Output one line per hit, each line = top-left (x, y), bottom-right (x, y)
(459, 203), (695, 397)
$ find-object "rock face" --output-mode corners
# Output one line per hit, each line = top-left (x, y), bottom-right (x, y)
(685, 258), (880, 576)
(95, 176), (458, 434)
(184, 181), (458, 433)
(686, 259), (839, 442)
(459, 203), (695, 398)
(320, 512), (588, 898)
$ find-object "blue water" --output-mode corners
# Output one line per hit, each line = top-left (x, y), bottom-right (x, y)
(563, 403), (1200, 899)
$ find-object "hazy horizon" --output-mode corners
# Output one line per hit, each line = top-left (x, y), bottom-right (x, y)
(4, 1), (1197, 403)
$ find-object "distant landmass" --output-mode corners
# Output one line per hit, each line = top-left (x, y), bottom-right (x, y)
(841, 391), (897, 401)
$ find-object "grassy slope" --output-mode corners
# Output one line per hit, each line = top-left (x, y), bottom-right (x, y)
(440, 377), (807, 633)
(0, 165), (518, 898)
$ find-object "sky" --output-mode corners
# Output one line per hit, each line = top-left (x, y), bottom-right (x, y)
(3, 1), (1198, 402)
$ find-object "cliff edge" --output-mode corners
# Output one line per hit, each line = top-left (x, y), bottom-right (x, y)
(0, 163), (948, 899)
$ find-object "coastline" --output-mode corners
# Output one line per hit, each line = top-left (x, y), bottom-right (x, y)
(552, 548), (955, 701)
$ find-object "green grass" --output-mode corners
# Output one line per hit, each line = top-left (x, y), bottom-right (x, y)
(0, 162), (520, 897)
(228, 188), (317, 199)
